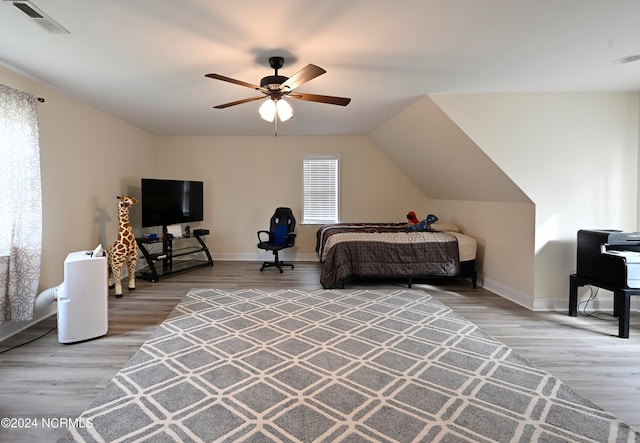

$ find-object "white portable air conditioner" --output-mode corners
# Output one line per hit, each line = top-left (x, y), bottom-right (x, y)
(57, 246), (108, 343)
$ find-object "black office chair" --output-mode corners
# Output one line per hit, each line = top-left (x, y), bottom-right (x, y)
(257, 207), (297, 273)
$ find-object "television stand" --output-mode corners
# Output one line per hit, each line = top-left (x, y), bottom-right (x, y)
(136, 230), (213, 282)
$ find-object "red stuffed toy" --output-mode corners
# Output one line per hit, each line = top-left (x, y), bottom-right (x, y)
(406, 211), (419, 225)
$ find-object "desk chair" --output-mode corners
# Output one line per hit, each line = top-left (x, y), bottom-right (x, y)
(257, 207), (296, 272)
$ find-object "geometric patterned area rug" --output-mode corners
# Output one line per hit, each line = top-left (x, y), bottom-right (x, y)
(59, 289), (640, 443)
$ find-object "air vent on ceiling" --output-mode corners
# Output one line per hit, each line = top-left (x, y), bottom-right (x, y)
(4, 0), (69, 34)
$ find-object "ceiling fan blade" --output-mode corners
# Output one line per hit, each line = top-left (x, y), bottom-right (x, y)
(279, 64), (326, 91)
(205, 73), (261, 90)
(213, 96), (265, 109)
(289, 92), (351, 106)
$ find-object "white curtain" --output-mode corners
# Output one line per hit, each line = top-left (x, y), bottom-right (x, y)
(0, 84), (42, 323)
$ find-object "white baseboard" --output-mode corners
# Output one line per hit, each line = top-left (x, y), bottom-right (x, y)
(212, 253), (319, 262)
(0, 303), (57, 343)
(481, 278), (640, 312)
(535, 288), (640, 312)
(481, 277), (534, 310)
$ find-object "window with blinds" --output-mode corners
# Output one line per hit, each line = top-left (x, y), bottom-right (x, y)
(302, 154), (339, 224)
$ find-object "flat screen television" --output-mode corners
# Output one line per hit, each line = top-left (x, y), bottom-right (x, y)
(141, 178), (204, 228)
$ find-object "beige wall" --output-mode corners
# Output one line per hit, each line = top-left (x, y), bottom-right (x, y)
(370, 96), (536, 307)
(432, 92), (639, 309)
(370, 97), (530, 203)
(153, 136), (430, 261)
(1, 63), (431, 334)
(427, 199), (535, 306)
(4, 61), (639, 325)
(0, 64), (157, 291)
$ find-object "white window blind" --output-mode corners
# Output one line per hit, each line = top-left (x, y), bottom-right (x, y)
(302, 155), (339, 224)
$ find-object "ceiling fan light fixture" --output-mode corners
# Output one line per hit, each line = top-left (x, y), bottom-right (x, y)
(276, 98), (293, 122)
(259, 99), (276, 122)
(259, 98), (293, 122)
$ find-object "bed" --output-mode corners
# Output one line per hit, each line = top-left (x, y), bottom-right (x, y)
(316, 222), (477, 288)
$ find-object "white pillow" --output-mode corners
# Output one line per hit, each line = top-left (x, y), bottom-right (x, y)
(430, 221), (460, 232)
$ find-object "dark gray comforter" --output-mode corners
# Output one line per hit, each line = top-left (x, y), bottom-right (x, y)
(319, 230), (460, 288)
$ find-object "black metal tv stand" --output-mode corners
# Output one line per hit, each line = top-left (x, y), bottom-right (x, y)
(136, 229), (213, 282)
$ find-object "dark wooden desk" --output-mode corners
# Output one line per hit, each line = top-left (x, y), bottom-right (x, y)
(569, 273), (640, 338)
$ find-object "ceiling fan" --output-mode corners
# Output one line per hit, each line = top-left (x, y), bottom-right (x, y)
(205, 57), (351, 122)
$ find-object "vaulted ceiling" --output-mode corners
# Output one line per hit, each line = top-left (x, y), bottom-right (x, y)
(371, 96), (531, 203)
(2, 0), (640, 137)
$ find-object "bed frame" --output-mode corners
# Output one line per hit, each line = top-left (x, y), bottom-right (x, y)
(330, 259), (478, 289)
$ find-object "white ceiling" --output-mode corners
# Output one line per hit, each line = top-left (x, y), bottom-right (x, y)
(2, 0), (640, 136)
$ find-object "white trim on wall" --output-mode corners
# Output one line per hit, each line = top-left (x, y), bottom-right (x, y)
(0, 305), (56, 343)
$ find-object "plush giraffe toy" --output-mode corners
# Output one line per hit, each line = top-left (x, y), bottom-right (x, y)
(107, 195), (138, 298)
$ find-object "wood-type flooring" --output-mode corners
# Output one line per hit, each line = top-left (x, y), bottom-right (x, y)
(1, 261), (639, 442)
